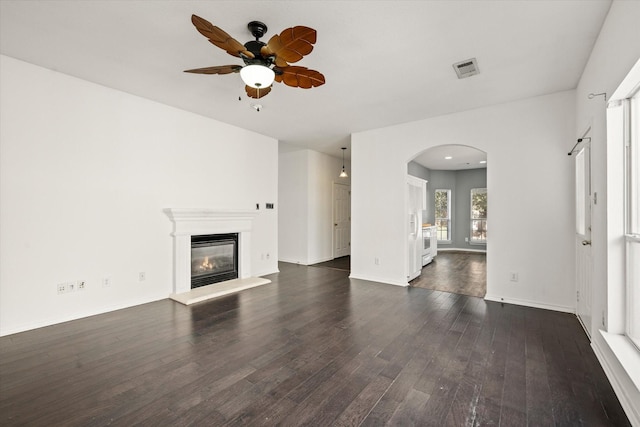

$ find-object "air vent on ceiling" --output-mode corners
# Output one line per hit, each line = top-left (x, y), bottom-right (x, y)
(453, 58), (479, 79)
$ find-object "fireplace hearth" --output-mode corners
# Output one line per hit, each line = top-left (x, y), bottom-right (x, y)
(191, 233), (238, 288)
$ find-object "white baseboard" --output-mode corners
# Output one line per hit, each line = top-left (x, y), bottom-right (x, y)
(253, 267), (280, 277)
(278, 257), (308, 265)
(308, 256), (334, 265)
(484, 294), (575, 313)
(592, 335), (640, 426)
(437, 247), (487, 253)
(0, 292), (168, 337)
(348, 273), (409, 287)
(278, 256), (334, 266)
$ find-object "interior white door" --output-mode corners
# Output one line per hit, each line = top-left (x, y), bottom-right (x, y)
(333, 183), (351, 258)
(575, 142), (593, 337)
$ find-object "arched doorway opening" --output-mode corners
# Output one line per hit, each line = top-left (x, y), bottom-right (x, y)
(407, 144), (488, 297)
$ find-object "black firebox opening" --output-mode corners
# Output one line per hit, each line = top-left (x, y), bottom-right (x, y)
(191, 233), (239, 289)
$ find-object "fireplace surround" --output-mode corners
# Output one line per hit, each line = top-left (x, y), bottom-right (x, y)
(164, 208), (258, 295)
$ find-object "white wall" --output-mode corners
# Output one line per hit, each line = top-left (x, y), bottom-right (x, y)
(0, 56), (279, 336)
(278, 146), (309, 263)
(278, 144), (350, 265)
(575, 1), (640, 423)
(352, 90), (576, 310)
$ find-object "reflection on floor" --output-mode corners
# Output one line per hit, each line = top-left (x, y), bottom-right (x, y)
(0, 261), (629, 425)
(410, 251), (486, 298)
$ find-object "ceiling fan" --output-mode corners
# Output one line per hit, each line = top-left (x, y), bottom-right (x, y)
(184, 15), (325, 99)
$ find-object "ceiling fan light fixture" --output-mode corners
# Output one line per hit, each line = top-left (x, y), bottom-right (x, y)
(240, 64), (275, 89)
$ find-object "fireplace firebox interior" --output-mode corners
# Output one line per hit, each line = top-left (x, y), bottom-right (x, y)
(191, 233), (238, 288)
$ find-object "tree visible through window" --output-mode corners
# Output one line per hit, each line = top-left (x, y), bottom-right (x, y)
(470, 188), (487, 244)
(435, 189), (451, 241)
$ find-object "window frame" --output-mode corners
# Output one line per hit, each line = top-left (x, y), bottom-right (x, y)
(601, 58), (640, 394)
(625, 89), (640, 350)
(470, 187), (487, 244)
(435, 189), (452, 243)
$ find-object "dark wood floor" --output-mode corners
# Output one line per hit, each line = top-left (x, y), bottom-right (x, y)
(0, 262), (629, 426)
(310, 255), (350, 272)
(411, 251), (487, 298)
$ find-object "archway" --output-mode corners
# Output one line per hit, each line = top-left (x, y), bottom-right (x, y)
(407, 144), (488, 297)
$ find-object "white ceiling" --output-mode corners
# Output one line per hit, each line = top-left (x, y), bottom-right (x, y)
(414, 145), (486, 171)
(0, 1), (611, 163)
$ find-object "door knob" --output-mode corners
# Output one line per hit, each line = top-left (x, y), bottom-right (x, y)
(334, 223), (338, 226)
(581, 240), (591, 246)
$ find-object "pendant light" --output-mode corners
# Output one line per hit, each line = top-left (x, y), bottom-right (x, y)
(339, 147), (348, 178)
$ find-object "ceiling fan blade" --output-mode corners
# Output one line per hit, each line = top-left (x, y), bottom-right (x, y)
(245, 85), (272, 99)
(275, 66), (325, 89)
(262, 26), (316, 65)
(191, 15), (254, 59)
(184, 65), (242, 75)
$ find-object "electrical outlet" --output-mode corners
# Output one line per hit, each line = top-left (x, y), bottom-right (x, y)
(102, 277), (112, 287)
(138, 272), (146, 282)
(375, 257), (380, 265)
(510, 272), (519, 282)
(465, 237), (469, 242)
(77, 280), (86, 291)
(57, 283), (66, 294)
(266, 253), (270, 260)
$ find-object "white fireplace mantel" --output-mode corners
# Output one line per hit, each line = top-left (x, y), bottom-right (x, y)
(164, 208), (259, 294)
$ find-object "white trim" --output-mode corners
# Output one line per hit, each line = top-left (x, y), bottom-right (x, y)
(308, 256), (336, 265)
(277, 256), (334, 266)
(484, 294), (575, 313)
(0, 292), (167, 337)
(592, 335), (640, 426)
(601, 57), (640, 427)
(332, 181), (352, 259)
(278, 257), (308, 265)
(610, 58), (640, 103)
(349, 274), (410, 287)
(164, 208), (259, 294)
(600, 330), (640, 392)
(438, 247), (487, 253)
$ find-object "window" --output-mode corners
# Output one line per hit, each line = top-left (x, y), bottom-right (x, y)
(602, 58), (640, 400)
(435, 189), (451, 242)
(626, 88), (640, 349)
(470, 188), (487, 244)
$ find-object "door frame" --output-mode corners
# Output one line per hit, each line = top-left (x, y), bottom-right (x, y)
(332, 182), (351, 259)
(575, 126), (593, 337)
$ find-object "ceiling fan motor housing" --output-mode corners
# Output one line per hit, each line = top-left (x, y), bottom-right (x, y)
(244, 40), (268, 61)
(243, 40), (280, 74)
(247, 21), (267, 39)
(243, 21), (274, 68)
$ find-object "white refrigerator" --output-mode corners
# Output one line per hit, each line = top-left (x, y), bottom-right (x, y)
(407, 176), (424, 281)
